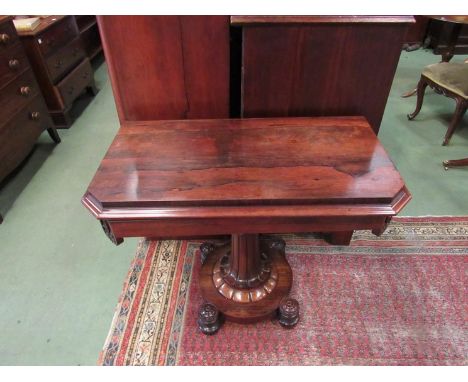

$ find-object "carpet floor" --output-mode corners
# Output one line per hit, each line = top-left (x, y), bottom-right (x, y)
(98, 217), (468, 366)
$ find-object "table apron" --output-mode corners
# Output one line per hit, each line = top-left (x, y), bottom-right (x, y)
(106, 215), (390, 239)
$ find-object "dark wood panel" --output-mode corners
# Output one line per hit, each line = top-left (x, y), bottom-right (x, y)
(35, 16), (78, 57)
(240, 20), (411, 133)
(45, 36), (86, 83)
(79, 21), (102, 59)
(0, 95), (49, 181)
(75, 15), (96, 31)
(56, 57), (93, 107)
(0, 16), (20, 54)
(108, 215), (389, 238)
(97, 16), (230, 121)
(0, 69), (39, 122)
(0, 41), (29, 86)
(86, 117), (405, 208)
(403, 16), (429, 45)
(74, 16), (102, 60)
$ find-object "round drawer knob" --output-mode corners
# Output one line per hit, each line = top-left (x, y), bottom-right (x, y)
(20, 86), (31, 96)
(9, 59), (20, 69)
(0, 33), (10, 44)
(55, 60), (63, 68)
(29, 111), (40, 121)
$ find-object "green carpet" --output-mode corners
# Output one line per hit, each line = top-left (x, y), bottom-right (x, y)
(380, 51), (468, 216)
(0, 49), (466, 365)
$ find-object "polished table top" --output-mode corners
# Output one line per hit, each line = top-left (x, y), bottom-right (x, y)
(85, 117), (405, 210)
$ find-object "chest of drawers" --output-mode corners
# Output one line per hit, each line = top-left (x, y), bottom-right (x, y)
(18, 16), (98, 128)
(0, 16), (60, 223)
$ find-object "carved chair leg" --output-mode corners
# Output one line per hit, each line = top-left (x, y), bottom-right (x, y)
(407, 77), (428, 120)
(443, 157), (468, 170)
(442, 100), (467, 146)
(401, 87), (417, 98)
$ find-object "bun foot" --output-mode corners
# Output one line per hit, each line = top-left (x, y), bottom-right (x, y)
(278, 298), (299, 328)
(198, 303), (223, 335)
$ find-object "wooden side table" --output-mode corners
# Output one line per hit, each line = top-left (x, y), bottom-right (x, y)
(82, 116), (411, 333)
(426, 16), (468, 62)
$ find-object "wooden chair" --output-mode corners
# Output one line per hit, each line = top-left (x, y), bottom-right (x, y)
(407, 62), (468, 146)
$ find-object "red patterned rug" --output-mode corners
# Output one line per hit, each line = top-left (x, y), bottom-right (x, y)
(98, 217), (468, 365)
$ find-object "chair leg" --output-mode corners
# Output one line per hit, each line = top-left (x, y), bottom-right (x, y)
(443, 157), (468, 170)
(401, 87), (417, 98)
(407, 77), (428, 120)
(442, 100), (467, 146)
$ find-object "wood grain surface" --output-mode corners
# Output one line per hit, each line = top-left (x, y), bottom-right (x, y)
(85, 116), (407, 212)
(97, 16), (230, 122)
(239, 19), (411, 133)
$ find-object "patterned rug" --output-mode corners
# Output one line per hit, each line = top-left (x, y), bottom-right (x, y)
(98, 217), (468, 366)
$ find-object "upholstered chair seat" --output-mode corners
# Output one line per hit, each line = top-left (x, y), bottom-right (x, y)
(422, 62), (468, 98)
(408, 61), (468, 146)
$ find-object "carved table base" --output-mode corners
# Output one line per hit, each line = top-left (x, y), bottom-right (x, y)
(198, 234), (298, 333)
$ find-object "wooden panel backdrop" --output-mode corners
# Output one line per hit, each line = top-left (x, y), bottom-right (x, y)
(235, 16), (414, 133)
(97, 16), (230, 121)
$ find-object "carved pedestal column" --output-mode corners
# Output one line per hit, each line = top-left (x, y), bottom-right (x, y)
(198, 233), (299, 334)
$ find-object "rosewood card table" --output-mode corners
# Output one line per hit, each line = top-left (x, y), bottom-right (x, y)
(82, 116), (411, 334)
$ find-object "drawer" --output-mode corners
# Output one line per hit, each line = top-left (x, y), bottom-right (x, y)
(36, 16), (78, 57)
(56, 58), (93, 107)
(0, 95), (50, 181)
(0, 69), (40, 123)
(45, 36), (86, 83)
(0, 19), (20, 54)
(0, 42), (29, 86)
